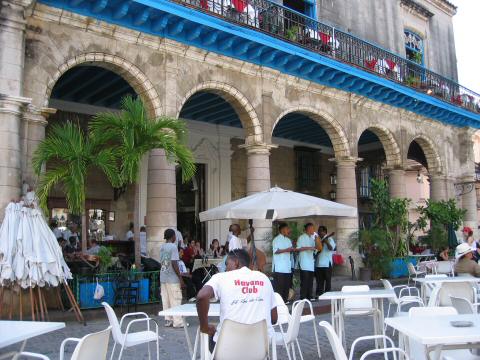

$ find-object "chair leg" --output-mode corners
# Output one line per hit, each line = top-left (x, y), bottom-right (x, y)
(117, 344), (125, 360)
(284, 340), (292, 360)
(295, 340), (304, 360)
(110, 343), (117, 360)
(156, 336), (160, 360)
(147, 341), (151, 360)
(312, 321), (321, 358)
(291, 343), (297, 360)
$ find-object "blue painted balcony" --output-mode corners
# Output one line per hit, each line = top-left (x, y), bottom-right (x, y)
(41, 0), (480, 127)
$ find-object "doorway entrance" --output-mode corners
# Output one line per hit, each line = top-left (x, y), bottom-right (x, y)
(176, 164), (207, 247)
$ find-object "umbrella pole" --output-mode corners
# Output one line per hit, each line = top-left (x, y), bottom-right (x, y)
(56, 286), (65, 312)
(29, 287), (35, 321)
(0, 286), (3, 318)
(41, 288), (49, 321)
(19, 289), (23, 320)
(249, 219), (257, 269)
(63, 281), (85, 324)
(38, 287), (45, 321)
(8, 289), (13, 320)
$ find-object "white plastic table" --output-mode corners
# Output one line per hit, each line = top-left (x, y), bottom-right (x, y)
(414, 276), (479, 302)
(318, 289), (395, 349)
(159, 303), (220, 360)
(385, 314), (480, 360)
(0, 320), (65, 359)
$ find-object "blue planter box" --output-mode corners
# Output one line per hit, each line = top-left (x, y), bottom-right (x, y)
(79, 278), (150, 309)
(389, 257), (417, 278)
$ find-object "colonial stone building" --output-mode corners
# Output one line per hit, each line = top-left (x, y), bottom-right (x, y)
(1, 0), (478, 266)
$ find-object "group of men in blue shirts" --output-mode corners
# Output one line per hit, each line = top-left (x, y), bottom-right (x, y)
(272, 222), (336, 303)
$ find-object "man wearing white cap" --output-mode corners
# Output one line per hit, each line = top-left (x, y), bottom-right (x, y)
(454, 243), (480, 277)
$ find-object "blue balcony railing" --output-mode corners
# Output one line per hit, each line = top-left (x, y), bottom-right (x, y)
(173, 0), (480, 114)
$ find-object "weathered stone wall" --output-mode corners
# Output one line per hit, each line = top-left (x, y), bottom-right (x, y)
(316, 0), (458, 80)
(7, 2), (475, 262)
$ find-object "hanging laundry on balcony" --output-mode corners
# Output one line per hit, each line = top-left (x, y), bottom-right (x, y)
(365, 58), (377, 71)
(232, 0), (247, 12)
(243, 3), (259, 27)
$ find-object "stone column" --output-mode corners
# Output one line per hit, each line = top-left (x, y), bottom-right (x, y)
(430, 175), (448, 202)
(22, 106), (56, 185)
(242, 143), (273, 252)
(460, 176), (478, 235)
(335, 157), (360, 275)
(0, 95), (29, 219)
(388, 169), (407, 199)
(146, 149), (176, 260)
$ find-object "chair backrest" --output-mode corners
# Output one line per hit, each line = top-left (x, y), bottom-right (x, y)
(380, 279), (398, 305)
(407, 262), (416, 275)
(102, 302), (122, 342)
(450, 296), (475, 314)
(274, 292), (290, 325)
(213, 319), (268, 360)
(435, 261), (453, 275)
(409, 306), (457, 317)
(71, 327), (111, 360)
(341, 285), (372, 311)
(438, 282), (475, 306)
(284, 300), (305, 344)
(318, 321), (348, 360)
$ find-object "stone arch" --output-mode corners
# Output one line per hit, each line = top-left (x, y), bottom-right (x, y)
(358, 125), (402, 168)
(44, 53), (162, 117)
(271, 106), (350, 158)
(177, 81), (262, 144)
(409, 135), (443, 175)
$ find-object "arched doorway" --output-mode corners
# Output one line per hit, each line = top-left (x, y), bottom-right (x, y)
(177, 87), (254, 247)
(46, 64), (143, 252)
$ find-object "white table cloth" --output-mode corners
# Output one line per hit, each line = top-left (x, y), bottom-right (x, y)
(318, 289), (395, 349)
(0, 320), (65, 359)
(414, 276), (479, 302)
(385, 314), (480, 360)
(159, 303), (220, 360)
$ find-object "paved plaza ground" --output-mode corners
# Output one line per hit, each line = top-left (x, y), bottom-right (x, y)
(2, 277), (405, 359)
(1, 302), (393, 360)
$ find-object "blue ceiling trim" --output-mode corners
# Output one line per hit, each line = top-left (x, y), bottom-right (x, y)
(38, 0), (480, 128)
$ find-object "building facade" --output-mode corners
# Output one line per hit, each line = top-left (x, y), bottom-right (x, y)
(1, 0), (478, 268)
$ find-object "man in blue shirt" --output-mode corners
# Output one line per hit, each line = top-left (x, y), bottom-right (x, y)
(272, 223), (294, 302)
(296, 223), (317, 300)
(315, 225), (335, 296)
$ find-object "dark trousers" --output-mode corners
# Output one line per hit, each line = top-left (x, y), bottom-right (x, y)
(315, 265), (332, 296)
(273, 272), (291, 302)
(299, 270), (314, 300)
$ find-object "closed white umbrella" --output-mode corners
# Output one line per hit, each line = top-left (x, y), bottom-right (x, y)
(199, 186), (357, 221)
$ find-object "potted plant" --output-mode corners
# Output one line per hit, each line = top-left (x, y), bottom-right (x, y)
(285, 25), (300, 41)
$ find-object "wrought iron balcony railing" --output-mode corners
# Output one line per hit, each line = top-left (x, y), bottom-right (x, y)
(174, 0), (480, 114)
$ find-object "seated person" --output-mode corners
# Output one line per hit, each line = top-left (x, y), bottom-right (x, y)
(206, 239), (222, 258)
(436, 246), (450, 261)
(454, 243), (480, 277)
(85, 239), (101, 255)
(196, 249), (278, 351)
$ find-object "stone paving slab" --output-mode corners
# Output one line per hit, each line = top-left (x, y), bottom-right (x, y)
(1, 305), (391, 359)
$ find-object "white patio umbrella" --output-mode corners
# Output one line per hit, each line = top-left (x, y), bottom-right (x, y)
(199, 186), (357, 222)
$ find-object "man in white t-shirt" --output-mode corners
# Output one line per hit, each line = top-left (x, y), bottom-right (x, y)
(228, 224), (247, 251)
(196, 249), (278, 350)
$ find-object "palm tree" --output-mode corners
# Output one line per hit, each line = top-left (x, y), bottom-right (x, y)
(33, 121), (121, 251)
(90, 96), (196, 266)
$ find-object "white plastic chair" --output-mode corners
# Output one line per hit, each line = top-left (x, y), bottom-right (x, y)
(407, 262), (426, 285)
(341, 285), (377, 316)
(274, 292), (291, 328)
(292, 299), (321, 359)
(319, 321), (409, 360)
(60, 327), (111, 360)
(450, 296), (479, 314)
(423, 274), (448, 301)
(274, 300), (305, 360)
(381, 279), (423, 334)
(102, 302), (160, 360)
(211, 319), (271, 360)
(435, 261), (454, 276)
(438, 282), (476, 306)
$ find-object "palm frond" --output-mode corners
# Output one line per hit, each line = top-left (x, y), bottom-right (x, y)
(36, 166), (70, 213)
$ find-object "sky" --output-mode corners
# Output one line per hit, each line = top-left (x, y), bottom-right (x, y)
(451, 0), (480, 94)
